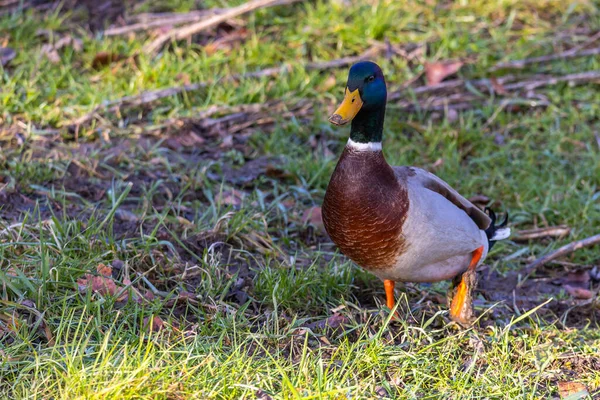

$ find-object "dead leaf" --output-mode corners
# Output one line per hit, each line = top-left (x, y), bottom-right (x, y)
(256, 389), (273, 400)
(41, 35), (83, 64)
(216, 189), (245, 206)
(555, 270), (593, 299)
(96, 263), (113, 277)
(265, 165), (293, 180)
(204, 28), (249, 56)
(77, 272), (128, 301)
(302, 206), (325, 233)
(322, 74), (337, 91)
(303, 313), (348, 331)
(220, 135), (234, 148)
(374, 386), (389, 398)
(562, 270), (590, 286)
(0, 47), (16, 67)
(143, 316), (165, 333)
(490, 77), (508, 95)
(165, 131), (206, 149)
(563, 285), (594, 300)
(91, 52), (124, 69)
(557, 381), (590, 399)
(425, 60), (464, 86)
(115, 208), (139, 222)
(176, 72), (191, 85)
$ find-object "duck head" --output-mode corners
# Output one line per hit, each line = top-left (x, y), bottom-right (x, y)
(329, 61), (387, 144)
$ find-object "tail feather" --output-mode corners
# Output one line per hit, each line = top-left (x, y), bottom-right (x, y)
(484, 207), (510, 250)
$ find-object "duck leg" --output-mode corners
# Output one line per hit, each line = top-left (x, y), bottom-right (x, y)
(384, 280), (396, 310)
(448, 246), (484, 325)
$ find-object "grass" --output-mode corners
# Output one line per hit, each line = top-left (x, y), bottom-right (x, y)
(1, 0), (600, 398)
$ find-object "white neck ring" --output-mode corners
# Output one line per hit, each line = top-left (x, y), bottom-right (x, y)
(346, 138), (382, 151)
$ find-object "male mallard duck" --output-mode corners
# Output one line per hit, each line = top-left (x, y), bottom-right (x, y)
(322, 61), (510, 324)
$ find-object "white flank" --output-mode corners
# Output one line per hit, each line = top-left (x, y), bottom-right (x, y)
(491, 227), (511, 241)
(346, 138), (382, 151)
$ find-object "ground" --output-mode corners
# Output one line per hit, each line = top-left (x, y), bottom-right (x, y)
(1, 0), (600, 398)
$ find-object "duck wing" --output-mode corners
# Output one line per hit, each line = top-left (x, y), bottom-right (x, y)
(394, 166), (491, 230)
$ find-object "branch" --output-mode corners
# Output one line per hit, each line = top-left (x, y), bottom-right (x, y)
(524, 233), (600, 274)
(103, 10), (224, 36)
(143, 0), (302, 54)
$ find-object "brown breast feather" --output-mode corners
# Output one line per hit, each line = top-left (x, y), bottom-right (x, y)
(322, 148), (409, 270)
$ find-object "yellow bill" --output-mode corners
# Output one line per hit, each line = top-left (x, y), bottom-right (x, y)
(329, 88), (363, 126)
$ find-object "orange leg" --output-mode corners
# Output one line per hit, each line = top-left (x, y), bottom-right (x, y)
(449, 246), (484, 322)
(384, 280), (396, 310)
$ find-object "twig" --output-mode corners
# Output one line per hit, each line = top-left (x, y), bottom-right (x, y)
(524, 233), (600, 275)
(513, 225), (571, 242)
(104, 9), (224, 36)
(491, 31), (600, 71)
(143, 0), (302, 54)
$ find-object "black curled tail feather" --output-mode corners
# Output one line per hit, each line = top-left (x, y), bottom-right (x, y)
(484, 207), (509, 250)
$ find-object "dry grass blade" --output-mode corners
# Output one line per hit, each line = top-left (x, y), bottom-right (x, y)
(143, 0), (302, 54)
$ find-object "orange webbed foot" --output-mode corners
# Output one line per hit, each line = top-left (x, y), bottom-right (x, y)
(448, 246), (484, 326)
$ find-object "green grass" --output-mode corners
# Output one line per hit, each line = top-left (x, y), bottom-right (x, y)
(1, 0), (600, 398)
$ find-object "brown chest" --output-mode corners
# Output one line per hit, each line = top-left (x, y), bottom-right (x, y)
(322, 148), (409, 270)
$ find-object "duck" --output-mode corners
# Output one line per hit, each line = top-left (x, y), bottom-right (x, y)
(322, 61), (510, 325)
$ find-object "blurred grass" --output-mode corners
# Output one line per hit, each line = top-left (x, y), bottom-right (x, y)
(1, 0), (600, 398)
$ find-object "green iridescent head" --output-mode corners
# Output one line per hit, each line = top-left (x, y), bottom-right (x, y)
(329, 61), (387, 143)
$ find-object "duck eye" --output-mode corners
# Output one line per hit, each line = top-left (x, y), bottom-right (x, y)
(367, 75), (375, 82)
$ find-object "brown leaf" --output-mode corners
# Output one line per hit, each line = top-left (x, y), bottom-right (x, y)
(96, 263), (113, 277)
(302, 206), (325, 232)
(77, 273), (128, 301)
(0, 47), (16, 67)
(425, 60), (464, 86)
(176, 72), (191, 85)
(304, 313), (348, 331)
(165, 131), (206, 149)
(563, 285), (594, 300)
(40, 35), (83, 64)
(216, 189), (245, 206)
(562, 270), (590, 286)
(265, 165), (293, 180)
(557, 381), (590, 399)
(220, 135), (234, 148)
(490, 77), (508, 95)
(91, 52), (124, 69)
(256, 389), (273, 400)
(143, 316), (165, 333)
(322, 74), (337, 91)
